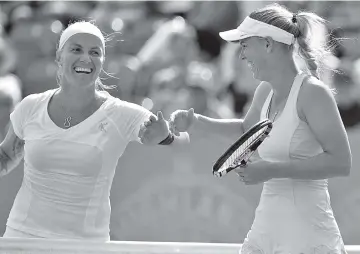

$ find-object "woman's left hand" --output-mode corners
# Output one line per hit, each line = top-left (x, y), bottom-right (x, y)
(234, 158), (274, 185)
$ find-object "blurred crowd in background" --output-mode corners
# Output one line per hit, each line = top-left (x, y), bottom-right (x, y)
(0, 1), (359, 137)
(0, 0), (359, 245)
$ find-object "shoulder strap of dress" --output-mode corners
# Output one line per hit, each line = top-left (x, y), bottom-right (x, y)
(260, 89), (273, 121)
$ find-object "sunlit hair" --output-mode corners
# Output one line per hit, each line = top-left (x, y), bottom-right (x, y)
(249, 3), (335, 81)
(56, 20), (120, 90)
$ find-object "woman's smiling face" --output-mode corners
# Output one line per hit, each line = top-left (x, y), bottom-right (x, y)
(57, 33), (105, 87)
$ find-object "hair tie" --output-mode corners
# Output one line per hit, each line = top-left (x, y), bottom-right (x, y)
(292, 14), (297, 23)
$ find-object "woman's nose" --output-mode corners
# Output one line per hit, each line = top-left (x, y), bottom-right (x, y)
(79, 53), (91, 63)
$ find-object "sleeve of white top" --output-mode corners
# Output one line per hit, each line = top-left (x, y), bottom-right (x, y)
(114, 100), (154, 143)
(9, 94), (38, 140)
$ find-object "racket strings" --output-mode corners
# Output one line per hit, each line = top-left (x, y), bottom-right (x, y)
(223, 128), (265, 169)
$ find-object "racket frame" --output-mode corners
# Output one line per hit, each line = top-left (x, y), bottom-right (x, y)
(213, 119), (273, 177)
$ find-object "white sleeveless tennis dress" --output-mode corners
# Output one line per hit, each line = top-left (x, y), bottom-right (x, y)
(240, 73), (347, 254)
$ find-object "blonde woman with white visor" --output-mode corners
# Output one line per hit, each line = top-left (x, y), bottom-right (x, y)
(0, 21), (189, 240)
(169, 3), (351, 253)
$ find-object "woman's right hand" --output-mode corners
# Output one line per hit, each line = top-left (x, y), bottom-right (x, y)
(169, 108), (196, 136)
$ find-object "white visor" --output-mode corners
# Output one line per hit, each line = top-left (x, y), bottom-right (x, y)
(58, 22), (105, 52)
(219, 16), (295, 45)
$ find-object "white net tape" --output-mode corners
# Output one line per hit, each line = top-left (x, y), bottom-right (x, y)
(0, 238), (359, 254)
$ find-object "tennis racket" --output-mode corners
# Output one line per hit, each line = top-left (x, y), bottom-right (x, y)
(213, 119), (273, 177)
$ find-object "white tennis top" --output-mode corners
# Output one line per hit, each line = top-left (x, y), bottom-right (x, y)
(242, 73), (345, 253)
(8, 89), (152, 241)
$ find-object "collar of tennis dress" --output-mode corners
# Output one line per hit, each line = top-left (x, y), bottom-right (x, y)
(219, 16), (295, 46)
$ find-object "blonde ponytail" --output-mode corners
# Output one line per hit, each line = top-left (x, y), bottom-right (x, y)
(293, 12), (330, 79)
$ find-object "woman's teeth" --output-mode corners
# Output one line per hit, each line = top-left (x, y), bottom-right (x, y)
(74, 67), (92, 74)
